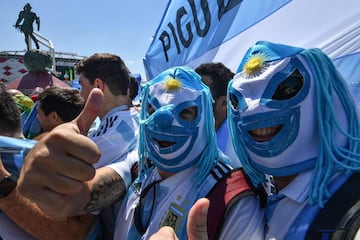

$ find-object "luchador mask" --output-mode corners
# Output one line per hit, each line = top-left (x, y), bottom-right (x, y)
(228, 41), (359, 207)
(228, 41), (348, 176)
(139, 67), (215, 173)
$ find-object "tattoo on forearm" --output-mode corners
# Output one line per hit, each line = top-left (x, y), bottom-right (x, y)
(83, 173), (127, 213)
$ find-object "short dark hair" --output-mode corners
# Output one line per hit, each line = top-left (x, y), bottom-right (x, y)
(129, 76), (139, 100)
(0, 83), (21, 136)
(76, 53), (130, 96)
(195, 62), (234, 99)
(37, 87), (85, 122)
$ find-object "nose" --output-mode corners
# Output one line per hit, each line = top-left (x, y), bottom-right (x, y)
(153, 108), (174, 129)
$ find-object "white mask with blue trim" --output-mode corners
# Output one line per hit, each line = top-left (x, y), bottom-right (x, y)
(139, 67), (215, 175)
(229, 56), (319, 175)
(228, 41), (360, 205)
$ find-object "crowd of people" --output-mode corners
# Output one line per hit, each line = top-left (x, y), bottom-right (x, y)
(0, 40), (359, 240)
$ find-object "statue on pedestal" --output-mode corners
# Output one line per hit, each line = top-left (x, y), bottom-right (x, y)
(14, 3), (40, 51)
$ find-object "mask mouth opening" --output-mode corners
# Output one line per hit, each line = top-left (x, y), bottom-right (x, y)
(249, 125), (283, 142)
(154, 138), (176, 148)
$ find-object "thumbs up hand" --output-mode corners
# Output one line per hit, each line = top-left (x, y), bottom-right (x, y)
(17, 88), (103, 218)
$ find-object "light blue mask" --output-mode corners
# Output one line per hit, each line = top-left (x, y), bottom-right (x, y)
(143, 94), (205, 171)
(138, 67), (220, 183)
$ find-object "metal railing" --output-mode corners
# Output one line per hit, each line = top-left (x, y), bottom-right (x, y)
(28, 31), (56, 72)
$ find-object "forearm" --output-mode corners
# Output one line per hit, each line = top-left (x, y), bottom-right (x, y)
(52, 167), (128, 217)
(83, 167), (127, 213)
(0, 189), (95, 240)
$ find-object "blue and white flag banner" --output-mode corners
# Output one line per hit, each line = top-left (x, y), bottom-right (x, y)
(0, 136), (37, 176)
(144, 0), (360, 102)
(0, 136), (36, 153)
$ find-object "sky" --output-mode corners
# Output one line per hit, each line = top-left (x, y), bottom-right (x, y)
(1, 0), (169, 81)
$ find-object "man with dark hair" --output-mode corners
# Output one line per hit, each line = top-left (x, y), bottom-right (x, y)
(75, 54), (140, 238)
(0, 84), (23, 138)
(195, 63), (241, 167)
(0, 83), (93, 240)
(14, 3), (40, 50)
(76, 53), (139, 169)
(129, 76), (140, 102)
(0, 53), (140, 239)
(36, 87), (84, 133)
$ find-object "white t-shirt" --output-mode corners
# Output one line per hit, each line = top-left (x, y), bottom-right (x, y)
(89, 106), (140, 239)
(265, 170), (312, 240)
(265, 170), (358, 240)
(90, 106), (139, 170)
(99, 150), (139, 239)
(114, 162), (265, 240)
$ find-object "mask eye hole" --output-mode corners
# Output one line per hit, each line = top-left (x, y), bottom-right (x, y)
(229, 93), (239, 111)
(272, 69), (304, 100)
(180, 106), (197, 121)
(147, 103), (155, 115)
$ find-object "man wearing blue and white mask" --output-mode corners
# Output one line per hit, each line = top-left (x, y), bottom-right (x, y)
(228, 41), (360, 240)
(150, 41), (360, 240)
(114, 66), (265, 240)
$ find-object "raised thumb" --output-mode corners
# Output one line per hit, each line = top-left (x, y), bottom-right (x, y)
(75, 88), (103, 135)
(188, 198), (209, 240)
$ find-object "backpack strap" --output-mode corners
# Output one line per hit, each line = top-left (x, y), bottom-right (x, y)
(206, 167), (266, 240)
(305, 173), (360, 240)
(332, 201), (360, 240)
